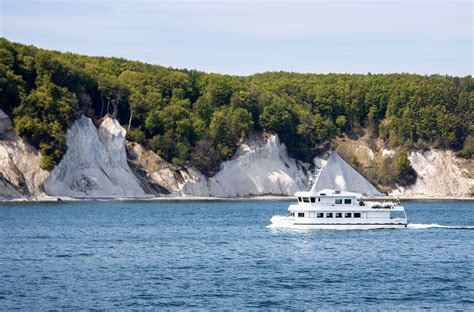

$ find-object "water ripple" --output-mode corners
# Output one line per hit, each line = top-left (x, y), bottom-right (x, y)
(0, 199), (472, 309)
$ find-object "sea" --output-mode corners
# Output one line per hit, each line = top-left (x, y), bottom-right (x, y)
(0, 199), (473, 310)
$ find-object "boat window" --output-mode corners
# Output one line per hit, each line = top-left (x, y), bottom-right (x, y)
(298, 197), (302, 202)
(298, 212), (305, 218)
(390, 211), (405, 219)
(344, 199), (352, 204)
(318, 198), (321, 202)
(303, 197), (310, 203)
(326, 213), (333, 218)
(310, 197), (316, 203)
(335, 199), (342, 204)
(320, 193), (326, 196)
(335, 213), (343, 218)
(317, 213), (324, 218)
(354, 213), (361, 218)
(344, 212), (352, 218)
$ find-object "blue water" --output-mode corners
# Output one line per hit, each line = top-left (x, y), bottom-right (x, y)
(0, 200), (473, 310)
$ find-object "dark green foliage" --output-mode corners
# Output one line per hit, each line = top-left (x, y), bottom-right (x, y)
(13, 79), (75, 169)
(259, 96), (295, 135)
(457, 135), (474, 159)
(126, 128), (145, 144)
(371, 150), (417, 187)
(191, 140), (221, 176)
(367, 106), (379, 138)
(0, 38), (472, 175)
(0, 65), (23, 114)
(394, 150), (417, 185)
(210, 106), (253, 159)
(230, 86), (268, 129)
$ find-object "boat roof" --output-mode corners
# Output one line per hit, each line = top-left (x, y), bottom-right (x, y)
(294, 189), (363, 198)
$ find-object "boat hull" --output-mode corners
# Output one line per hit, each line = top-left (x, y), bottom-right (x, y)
(269, 215), (407, 230)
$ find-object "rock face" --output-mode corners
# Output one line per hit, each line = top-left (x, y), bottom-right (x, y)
(312, 152), (383, 197)
(390, 150), (474, 198)
(336, 134), (474, 198)
(2, 110), (472, 199)
(126, 142), (194, 194)
(44, 116), (147, 197)
(126, 135), (386, 198)
(179, 134), (316, 197)
(0, 110), (14, 139)
(0, 110), (49, 199)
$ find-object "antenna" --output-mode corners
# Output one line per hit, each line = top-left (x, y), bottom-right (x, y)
(310, 165), (323, 192)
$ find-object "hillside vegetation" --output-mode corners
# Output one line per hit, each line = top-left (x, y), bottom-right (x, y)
(1, 38), (472, 181)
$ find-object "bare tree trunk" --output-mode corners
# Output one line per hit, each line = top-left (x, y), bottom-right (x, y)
(113, 99), (119, 119)
(100, 96), (104, 117)
(128, 111), (133, 130)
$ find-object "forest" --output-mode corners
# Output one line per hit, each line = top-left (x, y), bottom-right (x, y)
(0, 38), (472, 181)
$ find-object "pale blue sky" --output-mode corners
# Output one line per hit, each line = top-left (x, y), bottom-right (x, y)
(1, 0), (472, 76)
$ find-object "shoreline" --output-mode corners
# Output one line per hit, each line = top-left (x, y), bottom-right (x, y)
(1, 194), (473, 203)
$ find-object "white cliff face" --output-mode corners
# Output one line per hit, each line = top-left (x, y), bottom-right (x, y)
(0, 110), (49, 199)
(390, 150), (473, 198)
(179, 134), (316, 197)
(3, 108), (472, 200)
(311, 152), (383, 197)
(44, 116), (147, 197)
(98, 118), (128, 166)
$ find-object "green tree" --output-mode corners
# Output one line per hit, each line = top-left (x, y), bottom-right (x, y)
(13, 79), (75, 169)
(458, 135), (474, 158)
(367, 106), (379, 137)
(394, 150), (417, 186)
(191, 140), (221, 176)
(1, 38), (472, 177)
(209, 107), (252, 159)
(259, 97), (295, 135)
(335, 115), (347, 132)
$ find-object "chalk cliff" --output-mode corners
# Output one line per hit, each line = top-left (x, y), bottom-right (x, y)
(336, 134), (474, 198)
(1, 111), (472, 199)
(0, 110), (49, 199)
(44, 116), (147, 197)
(390, 150), (473, 198)
(178, 134), (316, 197)
(126, 133), (318, 197)
(312, 152), (383, 197)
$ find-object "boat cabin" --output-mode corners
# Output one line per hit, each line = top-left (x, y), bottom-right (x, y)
(288, 189), (406, 222)
(271, 188), (407, 229)
(294, 189), (361, 206)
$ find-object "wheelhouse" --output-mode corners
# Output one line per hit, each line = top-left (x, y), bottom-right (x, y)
(294, 189), (360, 206)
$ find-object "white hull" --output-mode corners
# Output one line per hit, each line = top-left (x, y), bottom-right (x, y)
(269, 215), (407, 230)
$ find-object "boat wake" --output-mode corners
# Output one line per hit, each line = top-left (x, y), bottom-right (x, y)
(408, 223), (474, 230)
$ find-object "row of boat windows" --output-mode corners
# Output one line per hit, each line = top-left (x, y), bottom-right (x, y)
(297, 197), (352, 204)
(291, 212), (362, 218)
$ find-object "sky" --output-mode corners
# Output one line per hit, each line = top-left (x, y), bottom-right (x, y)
(0, 0), (472, 76)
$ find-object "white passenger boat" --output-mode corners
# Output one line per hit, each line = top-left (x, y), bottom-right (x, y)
(270, 189), (407, 230)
